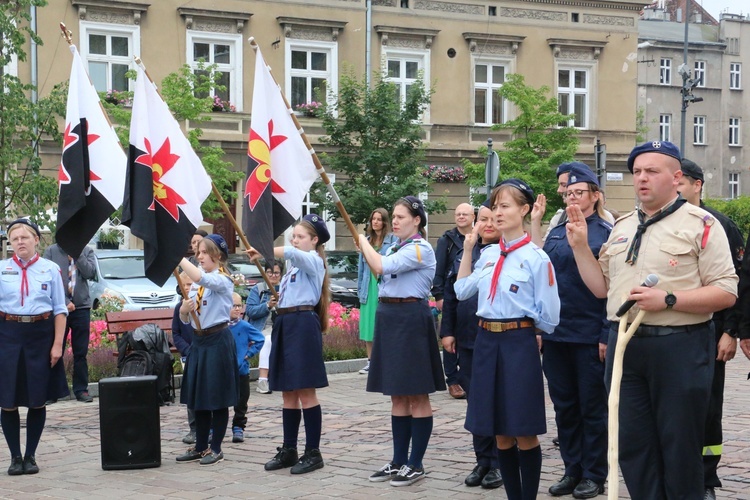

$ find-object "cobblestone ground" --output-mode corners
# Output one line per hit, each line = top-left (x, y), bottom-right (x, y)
(2, 359), (750, 499)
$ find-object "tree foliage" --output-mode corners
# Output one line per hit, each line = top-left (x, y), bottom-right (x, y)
(464, 73), (579, 217)
(704, 196), (750, 240)
(311, 70), (445, 225)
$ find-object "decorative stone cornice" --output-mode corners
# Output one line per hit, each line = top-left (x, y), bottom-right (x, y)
(520, 0), (645, 12)
(463, 33), (525, 54)
(548, 38), (607, 59)
(277, 17), (347, 41)
(72, 0), (151, 25)
(375, 26), (440, 49)
(178, 7), (251, 33)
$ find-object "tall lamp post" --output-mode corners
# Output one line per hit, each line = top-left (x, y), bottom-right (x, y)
(679, 0), (703, 153)
(485, 138), (499, 198)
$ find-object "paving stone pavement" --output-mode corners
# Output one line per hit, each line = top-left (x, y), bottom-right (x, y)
(3, 359), (750, 499)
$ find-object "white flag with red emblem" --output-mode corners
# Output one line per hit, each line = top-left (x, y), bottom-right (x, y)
(242, 46), (319, 260)
(56, 45), (127, 258)
(122, 64), (211, 286)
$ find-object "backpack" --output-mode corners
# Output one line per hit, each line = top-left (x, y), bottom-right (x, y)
(117, 324), (175, 405)
(119, 350), (152, 377)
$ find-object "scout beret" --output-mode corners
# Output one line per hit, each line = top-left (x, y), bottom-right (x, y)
(303, 213), (330, 244)
(627, 140), (681, 172)
(205, 233), (229, 259)
(7, 218), (41, 238)
(498, 178), (535, 207)
(401, 196), (427, 226)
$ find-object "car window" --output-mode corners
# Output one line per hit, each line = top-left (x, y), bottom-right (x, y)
(99, 256), (147, 279)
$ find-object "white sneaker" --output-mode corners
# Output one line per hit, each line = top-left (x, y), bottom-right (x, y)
(359, 361), (370, 374)
(256, 379), (271, 394)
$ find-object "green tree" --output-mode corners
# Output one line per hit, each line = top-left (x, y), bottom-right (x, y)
(311, 70), (445, 225)
(464, 73), (579, 216)
(635, 106), (651, 143)
(0, 0), (66, 231)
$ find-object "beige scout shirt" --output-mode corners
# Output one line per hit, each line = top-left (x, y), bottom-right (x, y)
(599, 199), (738, 324)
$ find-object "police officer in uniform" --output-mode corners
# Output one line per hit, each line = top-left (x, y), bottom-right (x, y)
(0, 219), (68, 475)
(678, 159), (743, 500)
(566, 141), (738, 499)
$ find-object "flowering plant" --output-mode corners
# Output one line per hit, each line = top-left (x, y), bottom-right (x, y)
(212, 95), (236, 112)
(101, 89), (131, 106)
(422, 164), (467, 183)
(296, 101), (322, 117)
(324, 302), (365, 361)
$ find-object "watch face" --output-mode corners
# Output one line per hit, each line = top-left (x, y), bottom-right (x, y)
(666, 293), (677, 306)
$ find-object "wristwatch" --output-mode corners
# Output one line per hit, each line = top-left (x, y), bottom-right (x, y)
(665, 291), (677, 310)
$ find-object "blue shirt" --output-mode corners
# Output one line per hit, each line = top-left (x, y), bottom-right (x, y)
(229, 319), (265, 376)
(357, 233), (397, 303)
(183, 269), (234, 329)
(245, 282), (278, 331)
(454, 237), (560, 334)
(0, 255), (68, 316)
(278, 247), (325, 308)
(379, 238), (436, 299)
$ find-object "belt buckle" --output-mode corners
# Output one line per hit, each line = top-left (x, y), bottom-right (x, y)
(490, 322), (502, 333)
(20, 316), (32, 323)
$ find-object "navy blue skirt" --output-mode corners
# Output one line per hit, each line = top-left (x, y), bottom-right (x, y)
(0, 316), (69, 408)
(367, 300), (446, 396)
(180, 327), (239, 411)
(269, 311), (328, 391)
(465, 322), (546, 437)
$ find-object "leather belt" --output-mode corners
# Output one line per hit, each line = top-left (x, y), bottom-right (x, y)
(633, 322), (710, 338)
(478, 319), (535, 333)
(0, 311), (52, 323)
(194, 322), (228, 336)
(379, 297), (420, 303)
(277, 306), (315, 315)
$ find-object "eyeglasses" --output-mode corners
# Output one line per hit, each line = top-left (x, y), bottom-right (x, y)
(268, 271), (281, 276)
(231, 304), (243, 309)
(564, 189), (591, 199)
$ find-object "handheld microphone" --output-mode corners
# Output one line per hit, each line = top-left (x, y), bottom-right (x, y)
(615, 274), (659, 317)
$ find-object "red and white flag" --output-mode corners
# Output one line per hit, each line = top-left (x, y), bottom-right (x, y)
(242, 46), (319, 260)
(122, 64), (211, 286)
(56, 45), (126, 258)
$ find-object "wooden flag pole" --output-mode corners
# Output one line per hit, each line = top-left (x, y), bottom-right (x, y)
(248, 37), (361, 247)
(172, 268), (201, 331)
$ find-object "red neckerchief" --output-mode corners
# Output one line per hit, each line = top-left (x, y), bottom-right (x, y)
(488, 233), (531, 303)
(13, 253), (40, 307)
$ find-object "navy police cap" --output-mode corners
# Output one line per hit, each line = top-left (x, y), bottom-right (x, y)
(627, 140), (681, 172)
(205, 233), (229, 259)
(498, 178), (535, 207)
(680, 158), (704, 183)
(303, 213), (330, 244)
(567, 162), (599, 187)
(7, 218), (41, 238)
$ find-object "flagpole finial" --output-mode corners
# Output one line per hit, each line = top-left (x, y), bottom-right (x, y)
(248, 37), (258, 51)
(60, 22), (73, 45)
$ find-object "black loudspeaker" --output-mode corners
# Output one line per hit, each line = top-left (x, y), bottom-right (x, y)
(99, 375), (161, 470)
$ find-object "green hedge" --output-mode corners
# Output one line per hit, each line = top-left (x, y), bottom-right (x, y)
(703, 196), (750, 242)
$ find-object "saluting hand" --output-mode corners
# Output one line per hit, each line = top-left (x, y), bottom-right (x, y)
(464, 221), (483, 250)
(531, 194), (547, 223)
(565, 205), (589, 249)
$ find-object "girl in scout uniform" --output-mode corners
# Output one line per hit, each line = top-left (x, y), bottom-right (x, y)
(455, 180), (560, 500)
(176, 234), (239, 467)
(0, 219), (68, 476)
(359, 196), (445, 487)
(247, 213), (330, 475)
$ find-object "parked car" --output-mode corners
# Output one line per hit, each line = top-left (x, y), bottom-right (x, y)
(89, 250), (180, 311)
(327, 250), (359, 309)
(226, 253), (263, 287)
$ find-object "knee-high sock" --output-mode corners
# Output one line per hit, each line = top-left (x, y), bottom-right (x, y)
(408, 416), (433, 469)
(519, 445), (542, 500)
(302, 405), (322, 451)
(25, 407), (47, 457)
(498, 445), (522, 500)
(282, 408), (302, 449)
(1, 409), (21, 457)
(194, 410), (212, 452)
(391, 415), (412, 466)
(210, 408), (229, 453)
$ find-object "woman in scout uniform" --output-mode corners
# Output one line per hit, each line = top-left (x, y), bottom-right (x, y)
(357, 207), (397, 374)
(0, 219), (68, 476)
(247, 213), (330, 475)
(359, 196), (445, 487)
(176, 234), (239, 467)
(455, 179), (560, 500)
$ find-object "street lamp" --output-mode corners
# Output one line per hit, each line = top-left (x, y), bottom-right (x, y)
(678, 63), (703, 153)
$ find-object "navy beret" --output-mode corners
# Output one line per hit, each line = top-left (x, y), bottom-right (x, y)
(205, 233), (229, 259)
(401, 196), (427, 227)
(627, 140), (681, 172)
(555, 162), (575, 177)
(303, 213), (330, 244)
(498, 178), (535, 207)
(680, 158), (704, 182)
(567, 163), (599, 187)
(480, 197), (492, 209)
(7, 218), (41, 238)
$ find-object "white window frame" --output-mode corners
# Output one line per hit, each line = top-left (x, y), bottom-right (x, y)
(660, 58), (672, 85)
(694, 60), (706, 87)
(283, 174), (337, 250)
(382, 47), (431, 122)
(186, 31), (243, 112)
(557, 65), (592, 129)
(285, 40), (338, 114)
(729, 117), (741, 146)
(729, 172), (740, 199)
(79, 21), (140, 93)
(472, 57), (511, 126)
(730, 63), (741, 90)
(659, 114), (672, 142)
(693, 115), (706, 145)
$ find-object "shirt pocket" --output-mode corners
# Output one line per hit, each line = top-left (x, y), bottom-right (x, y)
(659, 233), (697, 279)
(603, 242), (628, 279)
(502, 266), (531, 295)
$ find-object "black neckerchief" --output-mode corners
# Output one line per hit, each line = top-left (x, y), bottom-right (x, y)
(625, 195), (687, 265)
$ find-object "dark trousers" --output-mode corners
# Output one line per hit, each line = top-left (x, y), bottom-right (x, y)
(703, 354), (726, 489)
(605, 324), (714, 500)
(232, 374), (250, 429)
(64, 308), (91, 395)
(543, 341), (607, 482)
(459, 346), (498, 468)
(443, 348), (459, 386)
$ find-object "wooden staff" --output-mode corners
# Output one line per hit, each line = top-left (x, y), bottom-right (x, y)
(607, 308), (647, 500)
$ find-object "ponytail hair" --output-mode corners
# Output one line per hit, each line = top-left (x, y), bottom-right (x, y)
(297, 220), (330, 332)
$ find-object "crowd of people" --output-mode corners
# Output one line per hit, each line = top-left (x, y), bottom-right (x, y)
(2, 140), (749, 499)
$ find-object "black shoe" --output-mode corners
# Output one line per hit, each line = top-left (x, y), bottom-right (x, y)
(464, 464), (490, 487)
(481, 468), (504, 489)
(549, 475), (581, 496)
(175, 447), (207, 463)
(7, 456), (23, 476)
(369, 462), (402, 482)
(290, 448), (324, 474)
(22, 456), (39, 474)
(573, 478), (605, 499)
(264, 446), (298, 471)
(704, 488), (716, 500)
(75, 391), (94, 403)
(552, 437), (560, 446)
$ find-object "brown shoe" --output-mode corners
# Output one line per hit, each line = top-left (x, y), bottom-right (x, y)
(448, 384), (466, 399)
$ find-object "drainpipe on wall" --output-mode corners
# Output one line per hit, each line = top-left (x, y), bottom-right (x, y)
(366, 0), (372, 87)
